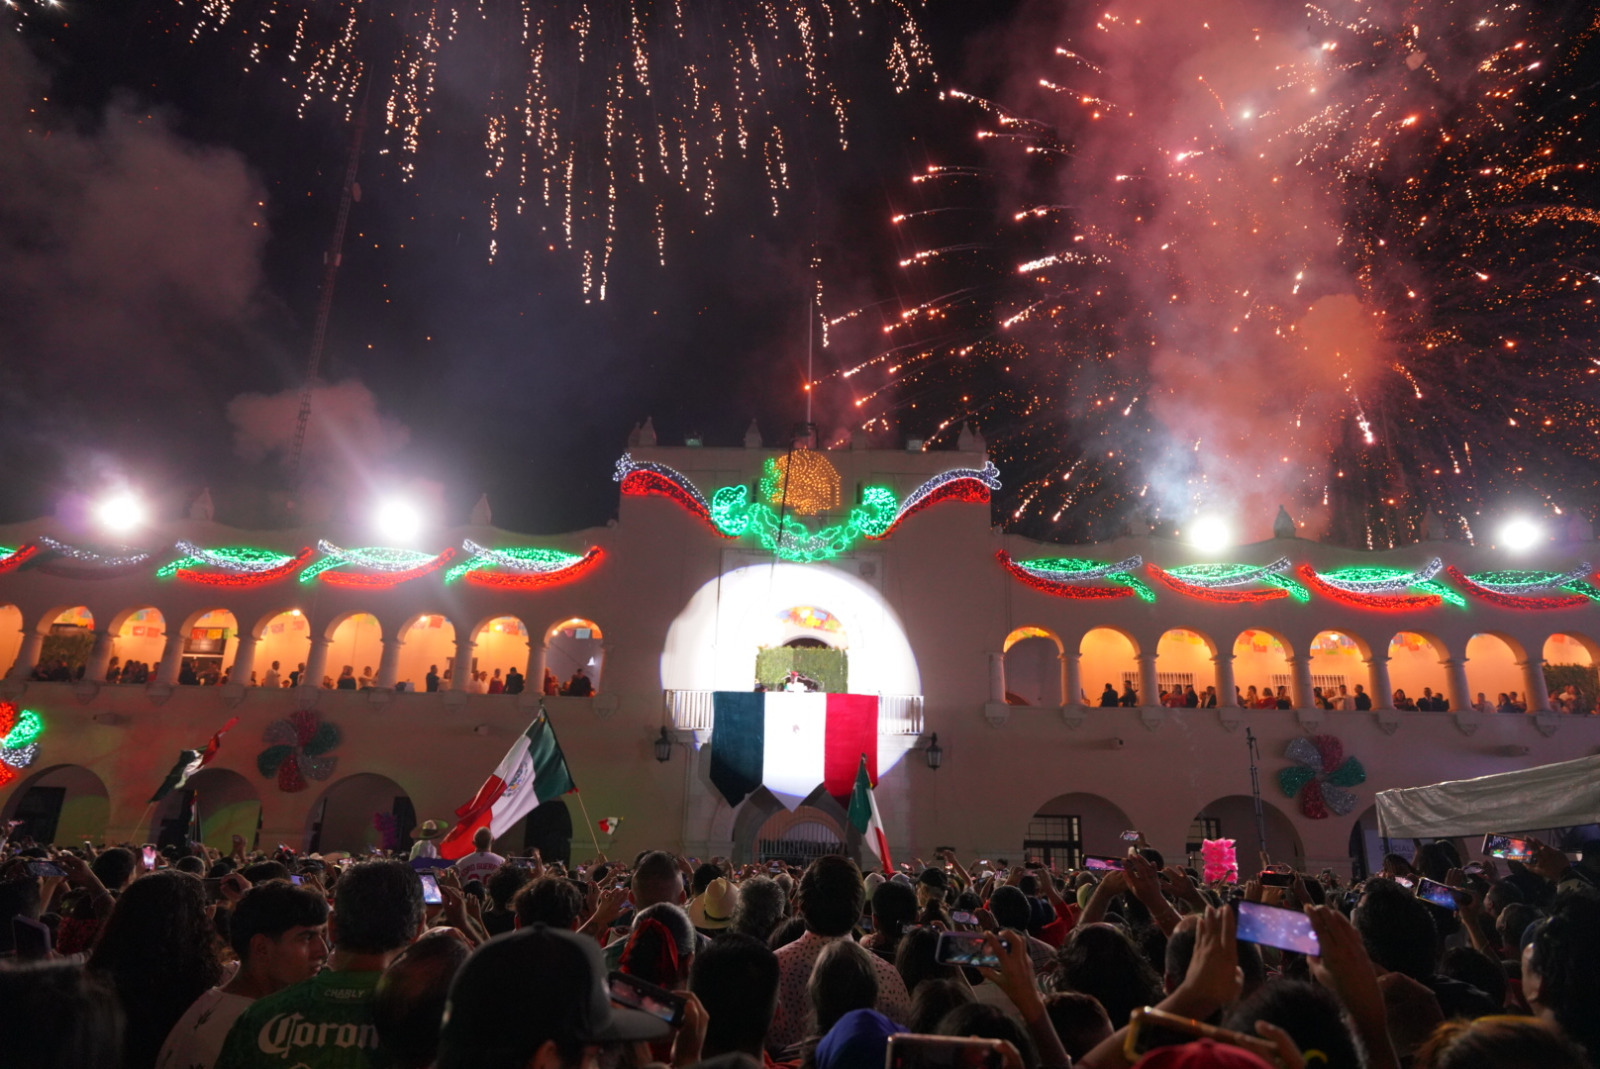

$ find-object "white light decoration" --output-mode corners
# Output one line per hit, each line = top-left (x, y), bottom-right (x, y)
(373, 499), (422, 543)
(94, 492), (147, 533)
(1187, 516), (1232, 553)
(1499, 518), (1542, 551)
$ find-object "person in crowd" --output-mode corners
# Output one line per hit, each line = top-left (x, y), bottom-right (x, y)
(1049, 921), (1164, 1030)
(90, 869), (224, 1069)
(1352, 879), (1498, 1019)
(730, 874), (788, 943)
(373, 930), (472, 1069)
(336, 665), (357, 690)
(453, 827), (505, 886)
(1183, 684), (1199, 708)
(1099, 684), (1118, 707)
(1523, 889), (1600, 1059)
(288, 662), (304, 687)
(1118, 681), (1138, 707)
(690, 932), (781, 1062)
(619, 901), (697, 992)
(482, 862), (533, 936)
(157, 880), (329, 1069)
(768, 855), (911, 1051)
(1201, 686), (1218, 708)
(688, 875), (738, 937)
(425, 665), (440, 692)
(434, 925), (675, 1069)
(1414, 1015), (1592, 1069)
(488, 668), (505, 694)
(567, 667), (595, 697)
(261, 661), (281, 689)
(504, 665), (525, 694)
(1042, 992), (1113, 1061)
(808, 939), (881, 1045)
(515, 876), (585, 931)
(1497, 692), (1518, 713)
(1274, 686), (1292, 709)
(603, 851), (697, 969)
(106, 656), (122, 684)
(1335, 684), (1352, 710)
(1353, 683), (1372, 710)
(863, 878), (918, 963)
(543, 668), (560, 695)
(219, 859), (426, 1068)
(359, 666), (376, 689)
(0, 961), (126, 1068)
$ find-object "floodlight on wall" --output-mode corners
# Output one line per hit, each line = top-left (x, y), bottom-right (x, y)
(1498, 517), (1542, 551)
(924, 732), (943, 770)
(1186, 516), (1231, 553)
(654, 726), (673, 763)
(373, 498), (422, 542)
(94, 492), (147, 534)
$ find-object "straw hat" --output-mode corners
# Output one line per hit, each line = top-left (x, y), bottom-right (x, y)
(412, 819), (448, 840)
(687, 877), (739, 930)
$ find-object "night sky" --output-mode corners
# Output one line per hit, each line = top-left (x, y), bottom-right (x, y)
(0, 1), (1021, 535)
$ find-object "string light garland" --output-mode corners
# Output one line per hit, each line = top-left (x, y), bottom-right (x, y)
(1147, 563), (1289, 604)
(158, 543), (312, 587)
(1306, 560), (1465, 608)
(36, 537), (151, 569)
(1160, 559), (1312, 602)
(762, 453), (842, 516)
(445, 540), (600, 584)
(997, 551), (1153, 600)
(614, 454), (721, 531)
(870, 462), (1002, 540)
(1468, 564), (1592, 591)
(1445, 565), (1592, 610)
(300, 542), (455, 587)
(0, 703), (44, 789)
(710, 484), (898, 562)
(1297, 565), (1444, 610)
(0, 545), (39, 574)
(459, 547), (605, 589)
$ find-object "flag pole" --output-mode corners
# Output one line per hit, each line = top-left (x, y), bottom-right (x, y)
(538, 701), (603, 859)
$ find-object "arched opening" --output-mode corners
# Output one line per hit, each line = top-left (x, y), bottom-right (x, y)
(106, 607), (166, 683)
(0, 605), (22, 678)
(545, 617), (604, 696)
(1387, 631), (1448, 710)
(1465, 633), (1527, 714)
(1003, 627), (1064, 706)
(1027, 792), (1135, 868)
(399, 614), (459, 693)
(759, 606), (851, 693)
(325, 613), (383, 690)
(1544, 633), (1599, 716)
(469, 616), (527, 694)
(35, 606), (94, 681)
(1155, 629), (1214, 706)
(305, 772), (414, 854)
(1233, 630), (1292, 708)
(1309, 631), (1367, 709)
(755, 804), (848, 866)
(502, 798), (575, 864)
(1191, 795), (1305, 868)
(176, 609), (240, 685)
(148, 767), (260, 851)
(253, 609), (312, 688)
(0, 763), (110, 844)
(1081, 627), (1139, 707)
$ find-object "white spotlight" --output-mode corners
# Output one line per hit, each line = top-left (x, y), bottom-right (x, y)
(1499, 517), (1542, 551)
(94, 492), (147, 533)
(1187, 516), (1231, 552)
(374, 499), (422, 542)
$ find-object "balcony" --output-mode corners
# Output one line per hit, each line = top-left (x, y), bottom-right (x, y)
(662, 690), (924, 736)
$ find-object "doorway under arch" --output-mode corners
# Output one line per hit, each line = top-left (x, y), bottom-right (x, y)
(1465, 633), (1526, 712)
(1387, 631), (1448, 709)
(0, 763), (110, 844)
(501, 797), (575, 865)
(1234, 630), (1293, 708)
(305, 772), (413, 854)
(1004, 627), (1064, 706)
(1081, 627), (1138, 706)
(398, 614), (458, 691)
(253, 609), (313, 687)
(325, 613), (383, 689)
(106, 607), (167, 679)
(1191, 794), (1305, 867)
(37, 606), (94, 679)
(1155, 629), (1215, 704)
(1027, 792), (1135, 868)
(176, 609), (240, 684)
(544, 618), (604, 694)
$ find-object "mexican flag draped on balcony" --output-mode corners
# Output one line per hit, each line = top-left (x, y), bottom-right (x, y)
(708, 692), (877, 811)
(440, 709), (575, 859)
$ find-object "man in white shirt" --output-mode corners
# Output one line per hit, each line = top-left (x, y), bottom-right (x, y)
(260, 661), (281, 689)
(454, 827), (507, 885)
(158, 880), (329, 1069)
(410, 820), (446, 861)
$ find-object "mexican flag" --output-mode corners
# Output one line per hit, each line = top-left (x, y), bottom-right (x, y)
(440, 711), (575, 859)
(150, 717), (239, 803)
(847, 754), (892, 873)
(708, 692), (877, 810)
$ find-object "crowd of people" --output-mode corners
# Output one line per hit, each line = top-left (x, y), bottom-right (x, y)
(2, 818), (1598, 1069)
(74, 656), (600, 697)
(1089, 679), (1595, 716)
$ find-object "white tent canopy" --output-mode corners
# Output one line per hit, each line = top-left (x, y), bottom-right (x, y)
(1376, 754), (1600, 839)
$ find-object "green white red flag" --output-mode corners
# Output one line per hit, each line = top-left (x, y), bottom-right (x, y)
(847, 753), (891, 873)
(440, 710), (575, 860)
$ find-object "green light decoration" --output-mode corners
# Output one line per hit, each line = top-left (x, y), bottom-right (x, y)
(1316, 565), (1466, 608)
(300, 543), (442, 583)
(1467, 565), (1600, 603)
(1164, 562), (1312, 603)
(445, 541), (591, 582)
(2, 708), (43, 749)
(709, 480), (899, 563)
(157, 543), (299, 578)
(1017, 557), (1157, 602)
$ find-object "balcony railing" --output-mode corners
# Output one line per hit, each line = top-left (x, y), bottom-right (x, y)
(663, 690), (924, 736)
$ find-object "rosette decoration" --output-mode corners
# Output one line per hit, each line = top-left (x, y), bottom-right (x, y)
(867, 462), (1002, 541)
(1297, 558), (1462, 610)
(996, 552), (1154, 601)
(1445, 564), (1596, 610)
(614, 454), (720, 531)
(444, 540), (605, 588)
(0, 703), (44, 789)
(298, 541), (456, 587)
(157, 542), (313, 587)
(1146, 558), (1310, 604)
(0, 544), (39, 575)
(1200, 838), (1238, 884)
(1278, 735), (1366, 819)
(33, 537), (151, 579)
(257, 710), (341, 793)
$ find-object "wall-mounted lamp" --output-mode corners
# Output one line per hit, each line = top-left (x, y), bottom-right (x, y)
(925, 732), (943, 771)
(654, 726), (674, 763)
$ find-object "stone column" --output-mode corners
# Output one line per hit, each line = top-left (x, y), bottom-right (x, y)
(85, 630), (117, 682)
(1213, 653), (1237, 708)
(230, 632), (259, 686)
(302, 635), (331, 690)
(156, 630), (187, 685)
(1365, 656), (1393, 711)
(1518, 657), (1553, 714)
(5, 630), (41, 680)
(1060, 651), (1082, 708)
(987, 652), (1007, 703)
(1443, 658), (1472, 713)
(1289, 655), (1315, 710)
(376, 638), (404, 689)
(1137, 652), (1159, 708)
(454, 639), (477, 695)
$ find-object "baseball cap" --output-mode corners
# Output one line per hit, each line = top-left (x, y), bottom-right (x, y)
(437, 924), (669, 1068)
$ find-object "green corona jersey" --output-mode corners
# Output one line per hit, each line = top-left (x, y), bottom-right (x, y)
(217, 970), (386, 1069)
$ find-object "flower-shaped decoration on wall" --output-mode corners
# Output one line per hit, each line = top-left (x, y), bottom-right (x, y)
(257, 710), (341, 793)
(1279, 736), (1366, 820)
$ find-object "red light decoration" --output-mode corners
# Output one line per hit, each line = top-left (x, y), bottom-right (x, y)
(1445, 565), (1591, 610)
(319, 548), (457, 588)
(1146, 564), (1288, 604)
(0, 545), (39, 575)
(869, 478), (992, 541)
(463, 547), (604, 588)
(619, 469), (725, 533)
(1297, 565), (1443, 610)
(175, 548), (313, 588)
(996, 551), (1136, 599)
